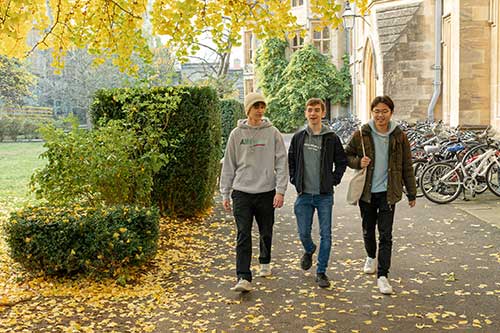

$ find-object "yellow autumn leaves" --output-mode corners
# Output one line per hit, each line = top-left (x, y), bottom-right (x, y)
(1, 0), (369, 71)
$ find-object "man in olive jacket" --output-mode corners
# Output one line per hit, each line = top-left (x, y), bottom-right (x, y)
(344, 95), (416, 295)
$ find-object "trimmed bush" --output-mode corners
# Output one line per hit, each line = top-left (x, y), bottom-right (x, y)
(220, 99), (245, 152)
(90, 86), (221, 217)
(3, 205), (160, 275)
(31, 120), (158, 207)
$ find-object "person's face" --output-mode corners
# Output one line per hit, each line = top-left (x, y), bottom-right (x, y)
(371, 102), (393, 129)
(248, 102), (266, 121)
(305, 103), (325, 126)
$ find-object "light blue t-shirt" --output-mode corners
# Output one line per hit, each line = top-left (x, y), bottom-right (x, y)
(368, 120), (397, 193)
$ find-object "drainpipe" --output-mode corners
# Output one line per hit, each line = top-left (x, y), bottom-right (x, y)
(427, 0), (443, 121)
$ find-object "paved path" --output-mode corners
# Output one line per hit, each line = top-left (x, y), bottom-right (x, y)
(156, 167), (500, 332)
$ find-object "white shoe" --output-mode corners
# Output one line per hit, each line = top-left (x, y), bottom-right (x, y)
(230, 279), (252, 292)
(377, 276), (393, 295)
(363, 257), (376, 274)
(258, 264), (272, 277)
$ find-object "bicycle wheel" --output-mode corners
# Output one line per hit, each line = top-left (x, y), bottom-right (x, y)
(462, 144), (494, 166)
(412, 159), (427, 198)
(421, 162), (463, 204)
(486, 162), (500, 197)
(462, 144), (495, 194)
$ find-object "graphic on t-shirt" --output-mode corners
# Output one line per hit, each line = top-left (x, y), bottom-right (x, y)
(304, 142), (321, 152)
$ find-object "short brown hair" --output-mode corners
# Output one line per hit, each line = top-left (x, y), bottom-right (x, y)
(305, 98), (326, 112)
(370, 95), (394, 112)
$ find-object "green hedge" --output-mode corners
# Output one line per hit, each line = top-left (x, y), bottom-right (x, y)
(90, 86), (221, 217)
(220, 99), (245, 152)
(0, 117), (48, 141)
(3, 205), (160, 276)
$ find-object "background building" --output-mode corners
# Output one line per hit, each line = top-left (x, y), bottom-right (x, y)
(349, 0), (499, 133)
(240, 0), (500, 134)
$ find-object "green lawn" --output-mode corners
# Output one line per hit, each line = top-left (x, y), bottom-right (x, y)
(0, 142), (46, 214)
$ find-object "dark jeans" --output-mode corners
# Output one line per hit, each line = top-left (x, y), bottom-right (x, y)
(359, 192), (395, 278)
(231, 189), (275, 282)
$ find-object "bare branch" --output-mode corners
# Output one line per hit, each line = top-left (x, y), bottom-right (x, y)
(108, 0), (142, 19)
(27, 0), (63, 56)
(0, 0), (12, 25)
(193, 42), (220, 55)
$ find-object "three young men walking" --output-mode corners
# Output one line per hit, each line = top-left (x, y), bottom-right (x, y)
(221, 94), (416, 294)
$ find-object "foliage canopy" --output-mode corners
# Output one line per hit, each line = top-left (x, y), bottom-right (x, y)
(0, 1), (368, 70)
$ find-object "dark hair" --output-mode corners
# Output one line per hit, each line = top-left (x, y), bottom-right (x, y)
(305, 98), (326, 112)
(370, 95), (394, 112)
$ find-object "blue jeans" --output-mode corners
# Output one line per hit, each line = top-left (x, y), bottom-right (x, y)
(294, 193), (333, 273)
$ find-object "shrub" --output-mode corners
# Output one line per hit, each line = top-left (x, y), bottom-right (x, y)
(90, 86), (221, 217)
(4, 117), (22, 141)
(0, 116), (49, 141)
(220, 99), (245, 152)
(31, 120), (158, 207)
(21, 118), (42, 140)
(3, 205), (160, 275)
(0, 117), (6, 141)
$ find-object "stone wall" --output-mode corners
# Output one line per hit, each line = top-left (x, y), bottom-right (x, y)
(378, 1), (435, 121)
(459, 0), (491, 125)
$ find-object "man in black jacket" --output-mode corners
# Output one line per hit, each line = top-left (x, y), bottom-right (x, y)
(288, 98), (348, 288)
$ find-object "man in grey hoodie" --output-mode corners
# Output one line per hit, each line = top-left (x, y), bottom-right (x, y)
(220, 92), (288, 292)
(288, 98), (348, 288)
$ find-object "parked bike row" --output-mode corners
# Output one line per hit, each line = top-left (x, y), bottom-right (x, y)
(327, 118), (500, 204)
(406, 121), (500, 204)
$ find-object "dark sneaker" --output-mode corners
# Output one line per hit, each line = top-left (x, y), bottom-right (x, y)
(316, 273), (330, 288)
(300, 244), (317, 270)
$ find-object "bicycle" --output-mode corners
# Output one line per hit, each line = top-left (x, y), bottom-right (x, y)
(420, 148), (500, 204)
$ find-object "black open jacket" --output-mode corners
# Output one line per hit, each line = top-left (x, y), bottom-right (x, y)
(288, 129), (348, 194)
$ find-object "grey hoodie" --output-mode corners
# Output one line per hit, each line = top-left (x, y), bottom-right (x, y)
(368, 119), (397, 193)
(220, 117), (288, 200)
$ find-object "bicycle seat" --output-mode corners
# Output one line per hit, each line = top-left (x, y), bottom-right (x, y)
(424, 145), (440, 154)
(446, 144), (465, 153)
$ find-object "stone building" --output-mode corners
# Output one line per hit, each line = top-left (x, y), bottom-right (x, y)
(350, 0), (500, 133)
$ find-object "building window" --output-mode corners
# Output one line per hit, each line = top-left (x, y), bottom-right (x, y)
(244, 31), (254, 65)
(489, 0), (498, 26)
(244, 79), (254, 94)
(290, 31), (304, 53)
(311, 23), (331, 55)
(291, 0), (304, 7)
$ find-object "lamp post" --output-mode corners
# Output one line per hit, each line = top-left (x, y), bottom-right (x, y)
(342, 1), (355, 118)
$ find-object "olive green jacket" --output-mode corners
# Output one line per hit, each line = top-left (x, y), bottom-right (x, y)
(345, 124), (417, 205)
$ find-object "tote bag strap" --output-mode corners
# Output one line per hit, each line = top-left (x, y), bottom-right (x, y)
(359, 127), (366, 157)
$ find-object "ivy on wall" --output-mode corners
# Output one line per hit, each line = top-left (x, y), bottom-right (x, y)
(255, 40), (352, 132)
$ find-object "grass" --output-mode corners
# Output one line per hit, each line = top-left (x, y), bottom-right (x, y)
(0, 142), (46, 214)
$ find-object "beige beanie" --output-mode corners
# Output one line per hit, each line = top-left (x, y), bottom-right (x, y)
(244, 92), (267, 115)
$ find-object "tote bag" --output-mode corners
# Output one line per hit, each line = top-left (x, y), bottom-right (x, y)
(346, 128), (367, 205)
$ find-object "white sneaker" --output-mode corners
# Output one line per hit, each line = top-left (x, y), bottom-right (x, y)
(363, 257), (376, 274)
(377, 276), (393, 295)
(230, 279), (252, 292)
(258, 264), (272, 277)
